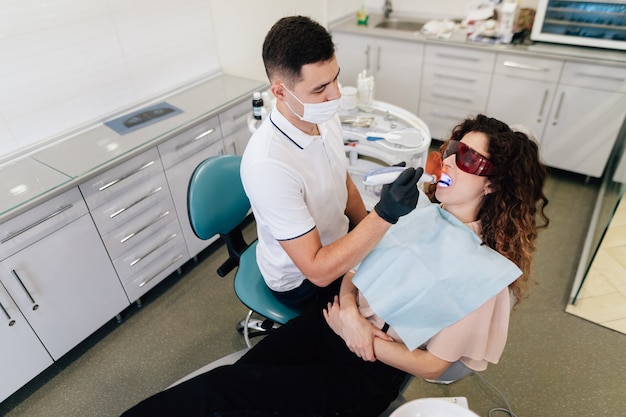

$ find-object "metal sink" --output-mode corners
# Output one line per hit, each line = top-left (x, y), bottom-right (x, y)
(375, 19), (424, 32)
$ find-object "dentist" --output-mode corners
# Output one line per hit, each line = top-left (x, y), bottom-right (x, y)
(240, 16), (422, 309)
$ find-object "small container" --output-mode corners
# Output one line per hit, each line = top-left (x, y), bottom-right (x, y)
(252, 92), (263, 120)
(357, 71), (375, 112)
(340, 86), (358, 110)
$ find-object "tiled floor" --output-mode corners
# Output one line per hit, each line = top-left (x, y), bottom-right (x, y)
(566, 194), (626, 334)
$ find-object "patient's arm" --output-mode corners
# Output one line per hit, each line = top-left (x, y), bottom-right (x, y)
(373, 338), (451, 380)
(323, 271), (392, 362)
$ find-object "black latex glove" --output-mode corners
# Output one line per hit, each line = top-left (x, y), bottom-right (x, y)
(374, 166), (423, 224)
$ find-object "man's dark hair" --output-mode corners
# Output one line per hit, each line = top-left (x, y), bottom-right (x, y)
(262, 16), (335, 86)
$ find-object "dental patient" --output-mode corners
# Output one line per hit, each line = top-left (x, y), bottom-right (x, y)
(120, 114), (550, 417)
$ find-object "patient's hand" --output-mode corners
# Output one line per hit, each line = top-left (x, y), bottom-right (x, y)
(323, 296), (393, 362)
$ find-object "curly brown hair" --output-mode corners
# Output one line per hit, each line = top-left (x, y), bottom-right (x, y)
(427, 115), (550, 305)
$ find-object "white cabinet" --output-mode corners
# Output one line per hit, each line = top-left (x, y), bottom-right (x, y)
(486, 54), (563, 140)
(0, 282), (53, 402)
(419, 44), (496, 140)
(333, 32), (424, 114)
(0, 188), (128, 400)
(220, 100), (253, 156)
(159, 117), (226, 258)
(540, 62), (626, 177)
(487, 57), (626, 177)
(80, 148), (188, 302)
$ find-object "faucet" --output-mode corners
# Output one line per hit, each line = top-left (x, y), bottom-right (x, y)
(383, 0), (393, 19)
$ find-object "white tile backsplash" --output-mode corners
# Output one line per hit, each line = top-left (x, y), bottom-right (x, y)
(0, 119), (18, 156)
(0, 0), (220, 159)
(0, 17), (130, 120)
(10, 78), (136, 150)
(0, 0), (109, 39)
(111, 0), (220, 100)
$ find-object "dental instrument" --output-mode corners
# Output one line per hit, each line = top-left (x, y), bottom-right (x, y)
(362, 166), (437, 185)
(363, 150), (448, 186)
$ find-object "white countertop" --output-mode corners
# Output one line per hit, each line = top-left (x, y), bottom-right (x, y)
(0, 73), (267, 222)
(331, 13), (626, 66)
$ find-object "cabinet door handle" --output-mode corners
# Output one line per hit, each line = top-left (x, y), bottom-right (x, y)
(130, 233), (177, 267)
(110, 187), (162, 219)
(1, 204), (73, 244)
(11, 269), (39, 311)
(503, 61), (549, 72)
(0, 301), (16, 326)
(434, 73), (476, 83)
(552, 92), (565, 126)
(139, 253), (185, 288)
(175, 128), (216, 152)
(574, 72), (624, 83)
(120, 211), (171, 244)
(377, 46), (381, 72)
(436, 53), (479, 62)
(98, 161), (155, 192)
(432, 93), (472, 103)
(225, 109), (249, 123)
(365, 45), (370, 71)
(228, 141), (237, 155)
(537, 90), (549, 123)
(430, 111), (461, 120)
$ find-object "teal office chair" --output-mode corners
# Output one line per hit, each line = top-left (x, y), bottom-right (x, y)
(187, 154), (300, 346)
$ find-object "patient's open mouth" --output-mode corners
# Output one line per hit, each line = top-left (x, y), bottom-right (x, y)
(437, 172), (452, 187)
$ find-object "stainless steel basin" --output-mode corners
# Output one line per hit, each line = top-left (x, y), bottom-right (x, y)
(375, 19), (424, 32)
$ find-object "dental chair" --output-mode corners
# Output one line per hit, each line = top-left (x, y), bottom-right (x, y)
(187, 154), (300, 347)
(185, 154), (475, 414)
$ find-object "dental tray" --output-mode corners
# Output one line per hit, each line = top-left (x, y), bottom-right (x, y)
(340, 115), (375, 128)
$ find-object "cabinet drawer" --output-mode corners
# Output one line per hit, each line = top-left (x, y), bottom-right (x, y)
(425, 45), (495, 72)
(158, 116), (222, 169)
(418, 101), (475, 140)
(494, 54), (563, 83)
(164, 139), (226, 257)
(421, 65), (491, 111)
(79, 148), (164, 211)
(112, 219), (185, 280)
(100, 198), (177, 260)
(219, 100), (252, 136)
(0, 188), (87, 260)
(560, 62), (626, 93)
(113, 221), (187, 302)
(88, 170), (170, 235)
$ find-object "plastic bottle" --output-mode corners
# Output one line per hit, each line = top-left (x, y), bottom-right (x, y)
(498, 0), (519, 44)
(357, 70), (375, 112)
(252, 92), (264, 120)
(356, 5), (369, 26)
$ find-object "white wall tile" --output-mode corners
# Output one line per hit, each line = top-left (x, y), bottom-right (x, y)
(328, 0), (362, 23)
(0, 118), (18, 156)
(111, 0), (220, 100)
(0, 16), (131, 120)
(0, 0), (109, 39)
(0, 0), (223, 158)
(208, 1), (325, 81)
(8, 78), (136, 149)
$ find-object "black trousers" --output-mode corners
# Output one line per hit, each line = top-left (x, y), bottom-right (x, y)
(271, 276), (343, 310)
(121, 304), (407, 417)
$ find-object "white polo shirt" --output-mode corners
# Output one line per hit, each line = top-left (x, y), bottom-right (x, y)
(240, 108), (349, 292)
